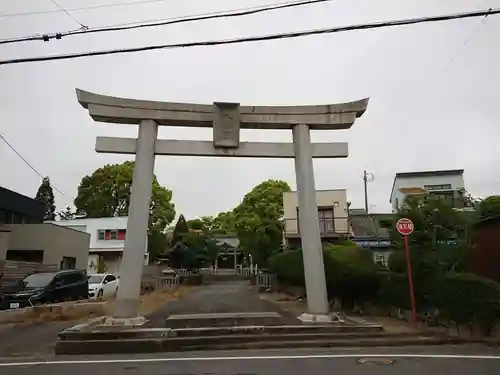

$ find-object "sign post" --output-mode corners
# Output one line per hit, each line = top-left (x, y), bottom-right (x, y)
(396, 217), (417, 324)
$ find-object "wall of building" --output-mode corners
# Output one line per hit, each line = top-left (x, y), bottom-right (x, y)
(391, 174), (465, 211)
(0, 186), (45, 224)
(469, 216), (500, 282)
(48, 217), (151, 273)
(283, 189), (349, 235)
(48, 217), (129, 251)
(0, 223), (90, 269)
(0, 228), (11, 259)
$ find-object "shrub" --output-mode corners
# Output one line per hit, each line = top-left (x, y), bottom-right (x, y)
(431, 273), (500, 334)
(267, 250), (304, 286)
(324, 246), (382, 307)
(267, 246), (382, 307)
(375, 271), (500, 334)
(375, 272), (412, 310)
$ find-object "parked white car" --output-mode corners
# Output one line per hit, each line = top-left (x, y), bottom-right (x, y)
(88, 273), (119, 299)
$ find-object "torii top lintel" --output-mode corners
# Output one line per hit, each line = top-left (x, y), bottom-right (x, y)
(76, 89), (369, 130)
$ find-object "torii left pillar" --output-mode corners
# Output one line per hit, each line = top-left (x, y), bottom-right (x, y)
(114, 120), (157, 318)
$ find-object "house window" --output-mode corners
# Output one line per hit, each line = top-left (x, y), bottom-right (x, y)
(117, 230), (126, 240)
(318, 208), (334, 233)
(60, 256), (76, 270)
(98, 229), (126, 241)
(424, 184), (452, 191)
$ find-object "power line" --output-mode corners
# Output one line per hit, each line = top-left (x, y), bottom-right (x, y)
(0, 132), (65, 195)
(435, 8), (490, 82)
(0, 0), (172, 18)
(48, 0), (88, 30)
(0, 7), (497, 66)
(0, 0), (331, 45)
(385, 10), (490, 139)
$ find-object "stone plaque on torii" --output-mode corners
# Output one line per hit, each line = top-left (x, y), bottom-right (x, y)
(76, 89), (369, 322)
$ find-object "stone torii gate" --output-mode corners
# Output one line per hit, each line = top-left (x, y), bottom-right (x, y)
(76, 89), (369, 321)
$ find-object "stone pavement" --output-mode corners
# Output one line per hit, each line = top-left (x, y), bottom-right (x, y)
(145, 281), (301, 327)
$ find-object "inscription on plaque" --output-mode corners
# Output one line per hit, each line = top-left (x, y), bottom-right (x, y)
(213, 102), (240, 148)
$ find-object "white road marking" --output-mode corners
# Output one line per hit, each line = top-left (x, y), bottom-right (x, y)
(0, 353), (500, 367)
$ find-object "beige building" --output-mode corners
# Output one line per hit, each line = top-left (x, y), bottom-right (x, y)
(0, 223), (90, 270)
(282, 189), (351, 248)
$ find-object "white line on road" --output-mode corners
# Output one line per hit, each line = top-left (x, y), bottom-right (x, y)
(1, 353), (500, 367)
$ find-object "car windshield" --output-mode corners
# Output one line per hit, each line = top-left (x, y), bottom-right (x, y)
(88, 275), (104, 284)
(22, 273), (56, 288)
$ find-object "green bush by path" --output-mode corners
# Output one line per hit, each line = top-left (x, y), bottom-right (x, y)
(431, 273), (500, 334)
(267, 245), (382, 306)
(267, 249), (305, 286)
(376, 270), (500, 334)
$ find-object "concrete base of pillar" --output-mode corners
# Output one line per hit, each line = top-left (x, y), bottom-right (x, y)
(298, 312), (344, 324)
(102, 316), (148, 327)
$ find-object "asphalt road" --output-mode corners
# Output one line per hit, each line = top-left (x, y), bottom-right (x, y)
(1, 346), (499, 375)
(0, 321), (74, 358)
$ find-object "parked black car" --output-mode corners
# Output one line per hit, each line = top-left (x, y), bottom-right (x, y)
(0, 269), (88, 310)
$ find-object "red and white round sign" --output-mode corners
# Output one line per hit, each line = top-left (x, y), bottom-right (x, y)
(396, 218), (414, 236)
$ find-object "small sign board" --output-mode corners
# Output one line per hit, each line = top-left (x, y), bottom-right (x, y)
(396, 218), (414, 236)
(213, 102), (240, 148)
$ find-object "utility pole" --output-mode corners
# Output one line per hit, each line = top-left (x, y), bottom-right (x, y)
(363, 170), (375, 214)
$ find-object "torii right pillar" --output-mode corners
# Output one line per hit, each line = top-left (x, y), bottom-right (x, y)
(293, 123), (330, 317)
(292, 101), (369, 321)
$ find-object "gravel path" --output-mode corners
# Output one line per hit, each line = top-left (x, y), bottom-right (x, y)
(145, 281), (300, 327)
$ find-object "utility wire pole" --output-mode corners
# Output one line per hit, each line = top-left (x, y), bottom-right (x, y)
(363, 170), (375, 213)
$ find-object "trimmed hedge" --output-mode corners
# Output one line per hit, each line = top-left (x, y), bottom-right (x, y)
(267, 249), (305, 286)
(267, 245), (382, 306)
(431, 273), (500, 333)
(268, 247), (500, 333)
(376, 271), (500, 334)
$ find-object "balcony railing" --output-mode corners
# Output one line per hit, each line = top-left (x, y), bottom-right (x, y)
(283, 217), (350, 237)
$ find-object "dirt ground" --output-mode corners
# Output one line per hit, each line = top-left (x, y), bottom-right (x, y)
(0, 286), (198, 358)
(260, 291), (422, 334)
(105, 285), (198, 316)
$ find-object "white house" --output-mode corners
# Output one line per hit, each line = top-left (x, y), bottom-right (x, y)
(47, 217), (149, 274)
(389, 169), (466, 212)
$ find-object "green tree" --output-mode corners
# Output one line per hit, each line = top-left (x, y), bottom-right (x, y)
(35, 176), (56, 221)
(187, 218), (204, 231)
(148, 228), (168, 262)
(478, 195), (500, 219)
(387, 196), (472, 276)
(166, 215), (222, 269)
(233, 179), (291, 266)
(58, 205), (74, 221)
(74, 161), (175, 231)
(212, 211), (236, 234)
(172, 215), (189, 244)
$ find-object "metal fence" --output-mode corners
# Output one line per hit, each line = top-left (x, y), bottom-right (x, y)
(238, 267), (256, 277)
(155, 275), (180, 291)
(256, 273), (277, 290)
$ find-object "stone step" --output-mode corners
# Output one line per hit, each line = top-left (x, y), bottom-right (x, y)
(59, 323), (384, 341)
(174, 335), (452, 352)
(165, 312), (283, 328)
(164, 331), (420, 346)
(171, 324), (384, 337)
(55, 333), (454, 355)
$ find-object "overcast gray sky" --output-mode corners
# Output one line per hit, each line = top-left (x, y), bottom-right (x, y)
(1, 0), (499, 219)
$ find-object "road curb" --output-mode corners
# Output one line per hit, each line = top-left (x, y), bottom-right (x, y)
(54, 333), (477, 355)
